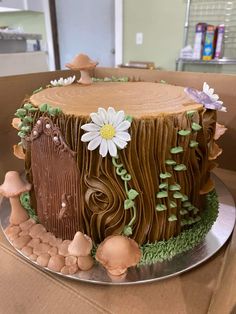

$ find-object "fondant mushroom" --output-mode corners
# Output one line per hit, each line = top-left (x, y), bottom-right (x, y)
(13, 144), (25, 160)
(11, 117), (21, 130)
(68, 231), (93, 256)
(68, 231), (94, 271)
(95, 235), (141, 276)
(0, 171), (31, 225)
(65, 54), (98, 85)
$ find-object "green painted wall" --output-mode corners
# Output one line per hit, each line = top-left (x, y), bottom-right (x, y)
(0, 11), (46, 44)
(123, 0), (186, 71)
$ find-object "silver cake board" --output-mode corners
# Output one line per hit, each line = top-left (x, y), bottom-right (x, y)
(0, 174), (235, 285)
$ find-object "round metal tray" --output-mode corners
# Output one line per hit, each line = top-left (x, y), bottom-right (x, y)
(0, 174), (235, 285)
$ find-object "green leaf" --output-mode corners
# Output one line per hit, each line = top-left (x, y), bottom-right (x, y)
(20, 126), (31, 132)
(23, 116), (33, 123)
(124, 199), (134, 209)
(165, 159), (177, 166)
(160, 80), (167, 84)
(183, 201), (192, 208)
(170, 201), (177, 208)
(156, 204), (167, 211)
(193, 207), (199, 215)
(125, 115), (133, 122)
(28, 107), (38, 112)
(17, 131), (26, 138)
(189, 140), (199, 148)
(156, 191), (168, 198)
(173, 191), (183, 199)
(187, 110), (197, 117)
(178, 129), (191, 136)
(181, 194), (188, 202)
(104, 77), (112, 82)
(191, 122), (202, 131)
(160, 172), (172, 179)
(39, 103), (49, 112)
(169, 184), (181, 191)
(159, 182), (168, 189)
(174, 164), (187, 171)
(170, 146), (184, 154)
(15, 108), (26, 118)
(187, 205), (195, 211)
(180, 209), (188, 215)
(123, 225), (133, 236)
(127, 189), (139, 200)
(168, 214), (177, 222)
(33, 86), (43, 94)
(23, 103), (32, 110)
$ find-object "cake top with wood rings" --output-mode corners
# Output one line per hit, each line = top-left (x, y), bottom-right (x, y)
(30, 82), (203, 118)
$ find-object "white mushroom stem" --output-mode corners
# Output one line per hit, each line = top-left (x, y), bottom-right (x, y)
(9, 196), (29, 225)
(77, 70), (93, 85)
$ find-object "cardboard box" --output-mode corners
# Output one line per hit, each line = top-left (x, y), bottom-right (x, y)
(0, 68), (236, 313)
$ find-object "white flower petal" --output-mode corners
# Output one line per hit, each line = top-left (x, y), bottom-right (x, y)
(108, 140), (117, 157)
(203, 82), (209, 93)
(98, 107), (108, 124)
(116, 120), (131, 131)
(220, 106), (227, 112)
(81, 131), (99, 142)
(113, 137), (127, 149)
(81, 123), (100, 132)
(209, 87), (214, 95)
(99, 139), (108, 157)
(90, 113), (104, 126)
(88, 136), (102, 150)
(113, 110), (125, 127)
(211, 94), (219, 101)
(107, 107), (116, 124)
(116, 131), (131, 142)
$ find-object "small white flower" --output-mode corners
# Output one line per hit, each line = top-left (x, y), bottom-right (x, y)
(50, 75), (76, 87)
(203, 82), (227, 112)
(81, 107), (131, 157)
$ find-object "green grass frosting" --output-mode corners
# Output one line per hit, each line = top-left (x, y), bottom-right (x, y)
(139, 189), (219, 265)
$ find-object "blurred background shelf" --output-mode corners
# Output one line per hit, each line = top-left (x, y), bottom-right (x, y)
(176, 57), (236, 71)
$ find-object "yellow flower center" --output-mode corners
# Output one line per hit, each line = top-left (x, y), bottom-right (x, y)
(100, 124), (116, 140)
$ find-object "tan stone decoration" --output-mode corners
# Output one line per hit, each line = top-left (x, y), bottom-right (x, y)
(65, 53), (98, 85)
(95, 235), (142, 276)
(0, 171), (31, 225)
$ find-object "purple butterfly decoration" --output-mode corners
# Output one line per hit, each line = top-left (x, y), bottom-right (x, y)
(184, 87), (224, 111)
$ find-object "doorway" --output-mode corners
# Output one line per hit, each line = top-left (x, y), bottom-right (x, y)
(54, 0), (116, 68)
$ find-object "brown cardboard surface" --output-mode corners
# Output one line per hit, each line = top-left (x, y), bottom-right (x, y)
(0, 69), (236, 313)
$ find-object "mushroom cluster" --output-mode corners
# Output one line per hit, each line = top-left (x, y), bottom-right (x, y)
(65, 54), (98, 85)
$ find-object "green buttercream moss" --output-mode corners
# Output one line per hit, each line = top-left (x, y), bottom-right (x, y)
(139, 189), (218, 265)
(170, 200), (177, 208)
(20, 192), (39, 222)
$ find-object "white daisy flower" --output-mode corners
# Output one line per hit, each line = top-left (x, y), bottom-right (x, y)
(81, 107), (131, 157)
(50, 75), (76, 87)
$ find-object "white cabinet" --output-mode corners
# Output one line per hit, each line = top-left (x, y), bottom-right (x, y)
(0, 0), (43, 12)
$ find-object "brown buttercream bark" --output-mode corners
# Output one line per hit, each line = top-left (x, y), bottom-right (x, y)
(25, 82), (216, 244)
